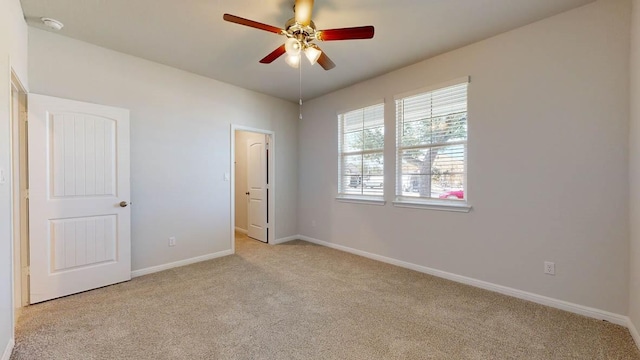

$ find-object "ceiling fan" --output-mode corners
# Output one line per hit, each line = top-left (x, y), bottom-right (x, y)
(223, 0), (375, 70)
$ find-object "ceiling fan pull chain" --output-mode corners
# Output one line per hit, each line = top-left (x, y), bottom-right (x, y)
(299, 59), (303, 120)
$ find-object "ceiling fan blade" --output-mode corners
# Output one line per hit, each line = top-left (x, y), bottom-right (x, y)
(294, 0), (314, 26)
(317, 26), (375, 41)
(223, 14), (283, 34)
(316, 50), (336, 71)
(260, 45), (286, 64)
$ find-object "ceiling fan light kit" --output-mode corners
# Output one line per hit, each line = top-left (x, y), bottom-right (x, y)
(304, 45), (322, 65)
(285, 54), (301, 68)
(285, 37), (302, 56)
(223, 0), (375, 71)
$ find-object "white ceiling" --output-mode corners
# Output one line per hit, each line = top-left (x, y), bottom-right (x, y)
(20, 0), (594, 102)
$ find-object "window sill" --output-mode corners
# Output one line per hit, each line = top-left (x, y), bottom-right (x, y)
(392, 199), (472, 213)
(336, 196), (386, 206)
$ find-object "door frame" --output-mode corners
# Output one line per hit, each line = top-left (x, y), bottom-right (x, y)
(10, 69), (28, 326)
(230, 125), (275, 253)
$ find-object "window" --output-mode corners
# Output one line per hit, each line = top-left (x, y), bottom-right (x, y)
(338, 103), (385, 199)
(395, 79), (469, 206)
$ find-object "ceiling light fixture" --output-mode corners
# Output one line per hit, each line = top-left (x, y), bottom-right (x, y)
(285, 38), (302, 56)
(41, 17), (64, 31)
(304, 45), (321, 65)
(285, 54), (301, 68)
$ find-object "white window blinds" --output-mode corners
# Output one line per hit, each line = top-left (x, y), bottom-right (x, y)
(338, 103), (385, 197)
(396, 81), (468, 201)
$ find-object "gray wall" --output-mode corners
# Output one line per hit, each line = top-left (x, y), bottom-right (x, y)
(28, 28), (299, 271)
(0, 0), (28, 354)
(630, 0), (640, 339)
(298, 0), (630, 314)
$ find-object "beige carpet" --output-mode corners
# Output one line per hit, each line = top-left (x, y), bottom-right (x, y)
(11, 234), (640, 359)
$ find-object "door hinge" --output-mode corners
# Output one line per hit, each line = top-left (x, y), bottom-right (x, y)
(24, 189), (29, 200)
(25, 266), (30, 276)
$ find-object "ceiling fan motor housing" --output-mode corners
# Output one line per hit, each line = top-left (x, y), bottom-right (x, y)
(285, 18), (317, 44)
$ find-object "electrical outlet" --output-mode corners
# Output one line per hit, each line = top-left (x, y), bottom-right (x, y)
(544, 261), (555, 275)
(169, 236), (176, 247)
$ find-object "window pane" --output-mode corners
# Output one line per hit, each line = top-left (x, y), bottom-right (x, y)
(363, 152), (384, 196)
(400, 118), (430, 147)
(344, 130), (363, 152)
(399, 144), (465, 199)
(338, 103), (385, 197)
(401, 113), (467, 147)
(340, 152), (385, 196)
(341, 154), (363, 195)
(364, 126), (384, 150)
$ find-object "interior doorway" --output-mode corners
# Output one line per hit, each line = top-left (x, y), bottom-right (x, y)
(11, 71), (29, 313)
(231, 126), (275, 250)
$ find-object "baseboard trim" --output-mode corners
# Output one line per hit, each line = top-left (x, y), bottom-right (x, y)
(234, 227), (248, 235)
(270, 235), (299, 245)
(131, 249), (234, 278)
(1, 339), (14, 360)
(298, 235), (628, 327)
(629, 317), (640, 350)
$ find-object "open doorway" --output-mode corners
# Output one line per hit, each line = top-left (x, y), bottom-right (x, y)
(11, 71), (29, 316)
(231, 126), (275, 251)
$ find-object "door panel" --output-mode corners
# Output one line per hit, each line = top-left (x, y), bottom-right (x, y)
(50, 215), (116, 271)
(51, 114), (116, 197)
(247, 136), (267, 242)
(28, 94), (131, 304)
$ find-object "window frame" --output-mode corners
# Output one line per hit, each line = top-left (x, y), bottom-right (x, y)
(393, 77), (471, 212)
(336, 101), (386, 205)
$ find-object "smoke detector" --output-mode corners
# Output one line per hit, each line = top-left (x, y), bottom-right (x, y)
(41, 17), (64, 31)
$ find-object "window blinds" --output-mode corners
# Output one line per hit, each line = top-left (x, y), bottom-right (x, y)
(338, 103), (385, 197)
(396, 82), (468, 200)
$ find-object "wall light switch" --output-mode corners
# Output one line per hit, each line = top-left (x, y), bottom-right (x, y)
(0, 168), (5, 185)
(224, 172), (230, 181)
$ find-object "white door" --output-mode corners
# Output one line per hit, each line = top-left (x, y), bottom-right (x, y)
(247, 135), (268, 242)
(28, 94), (131, 304)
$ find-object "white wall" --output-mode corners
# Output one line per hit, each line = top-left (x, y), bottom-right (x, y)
(299, 0), (630, 314)
(28, 28), (298, 271)
(0, 0), (28, 356)
(234, 131), (265, 232)
(630, 0), (640, 341)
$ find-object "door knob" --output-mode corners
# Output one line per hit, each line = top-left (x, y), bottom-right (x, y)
(119, 201), (128, 207)
(245, 192), (250, 195)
